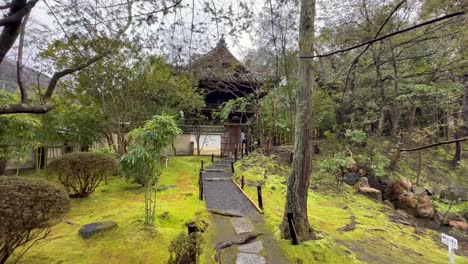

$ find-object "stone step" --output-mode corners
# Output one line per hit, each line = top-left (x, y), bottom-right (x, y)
(231, 217), (254, 234)
(236, 253), (265, 264)
(238, 241), (263, 254)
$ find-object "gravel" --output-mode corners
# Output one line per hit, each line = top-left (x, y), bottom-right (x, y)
(203, 161), (259, 216)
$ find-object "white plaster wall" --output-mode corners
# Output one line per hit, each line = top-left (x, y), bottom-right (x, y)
(190, 133), (222, 156)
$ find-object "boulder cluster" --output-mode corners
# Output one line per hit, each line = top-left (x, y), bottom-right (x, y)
(343, 171), (467, 231)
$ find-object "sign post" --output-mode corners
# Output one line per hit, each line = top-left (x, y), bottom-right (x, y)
(441, 233), (458, 264)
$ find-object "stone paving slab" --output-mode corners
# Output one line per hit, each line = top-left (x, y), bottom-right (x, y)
(231, 217), (254, 234)
(238, 241), (263, 254)
(203, 181), (258, 216)
(236, 253), (266, 264)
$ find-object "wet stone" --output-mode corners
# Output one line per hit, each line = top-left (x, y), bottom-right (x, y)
(238, 241), (263, 254)
(79, 221), (117, 239)
(231, 217), (254, 234)
(236, 253), (265, 264)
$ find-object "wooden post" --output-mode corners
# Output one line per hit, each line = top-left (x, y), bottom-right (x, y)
(257, 186), (263, 210)
(234, 147), (238, 162)
(231, 161), (234, 173)
(287, 213), (299, 245)
(198, 171), (203, 200)
(241, 176), (245, 190)
(211, 154), (214, 162)
(201, 160), (204, 171)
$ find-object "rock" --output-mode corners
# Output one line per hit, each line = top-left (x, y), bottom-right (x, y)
(415, 195), (434, 219)
(157, 185), (176, 192)
(238, 241), (263, 254)
(357, 168), (366, 177)
(448, 220), (468, 231)
(236, 253), (265, 264)
(358, 187), (382, 201)
(390, 209), (414, 226)
(425, 187), (434, 196)
(79, 221), (117, 239)
(434, 211), (466, 225)
(347, 162), (358, 172)
(440, 186), (468, 201)
(231, 218), (254, 234)
(359, 177), (370, 188)
(412, 186), (427, 197)
(398, 192), (417, 209)
(383, 200), (395, 210)
(393, 178), (412, 197)
(343, 172), (360, 186)
(367, 173), (384, 192)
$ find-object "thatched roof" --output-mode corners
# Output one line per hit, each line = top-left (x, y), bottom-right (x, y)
(191, 38), (262, 85)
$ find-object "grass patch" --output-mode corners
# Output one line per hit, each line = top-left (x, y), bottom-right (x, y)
(14, 156), (212, 264)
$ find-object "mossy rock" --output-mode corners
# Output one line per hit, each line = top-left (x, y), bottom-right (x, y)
(79, 221), (117, 239)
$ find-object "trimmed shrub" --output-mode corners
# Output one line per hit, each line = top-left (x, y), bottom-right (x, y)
(0, 176), (70, 264)
(167, 232), (203, 264)
(48, 152), (119, 198)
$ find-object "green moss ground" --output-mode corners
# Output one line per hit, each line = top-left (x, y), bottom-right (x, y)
(234, 153), (468, 264)
(14, 156), (212, 264)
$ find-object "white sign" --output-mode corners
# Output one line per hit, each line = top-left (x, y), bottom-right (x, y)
(441, 233), (457, 264)
(442, 233), (458, 249)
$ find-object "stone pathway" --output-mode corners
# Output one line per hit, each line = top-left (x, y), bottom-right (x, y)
(202, 159), (285, 264)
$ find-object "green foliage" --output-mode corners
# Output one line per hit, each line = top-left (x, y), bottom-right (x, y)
(313, 89), (337, 133)
(0, 176), (70, 264)
(167, 232), (204, 264)
(121, 114), (182, 186)
(120, 114), (181, 226)
(217, 97), (249, 122)
(0, 92), (41, 164)
(90, 146), (117, 157)
(48, 152), (119, 198)
(344, 129), (367, 146)
(316, 152), (355, 188)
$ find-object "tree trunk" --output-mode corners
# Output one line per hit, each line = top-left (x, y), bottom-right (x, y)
(453, 73), (468, 165)
(280, 0), (316, 242)
(0, 158), (7, 175)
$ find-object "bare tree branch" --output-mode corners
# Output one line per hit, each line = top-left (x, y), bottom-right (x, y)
(301, 10), (466, 59)
(16, 9), (30, 104)
(400, 137), (468, 152)
(0, 103), (54, 114)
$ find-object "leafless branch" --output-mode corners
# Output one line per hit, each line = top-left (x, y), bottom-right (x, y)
(400, 137), (468, 152)
(301, 10), (466, 59)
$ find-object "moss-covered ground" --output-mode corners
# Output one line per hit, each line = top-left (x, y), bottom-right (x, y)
(234, 151), (468, 264)
(14, 156), (212, 264)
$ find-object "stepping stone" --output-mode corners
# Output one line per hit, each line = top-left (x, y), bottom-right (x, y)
(231, 217), (254, 234)
(236, 253), (265, 264)
(238, 241), (263, 254)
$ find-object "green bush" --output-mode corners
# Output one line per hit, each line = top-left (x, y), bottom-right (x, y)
(48, 152), (119, 198)
(167, 232), (203, 264)
(0, 176), (70, 264)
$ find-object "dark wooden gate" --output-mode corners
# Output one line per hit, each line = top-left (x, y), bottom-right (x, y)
(221, 125), (241, 157)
